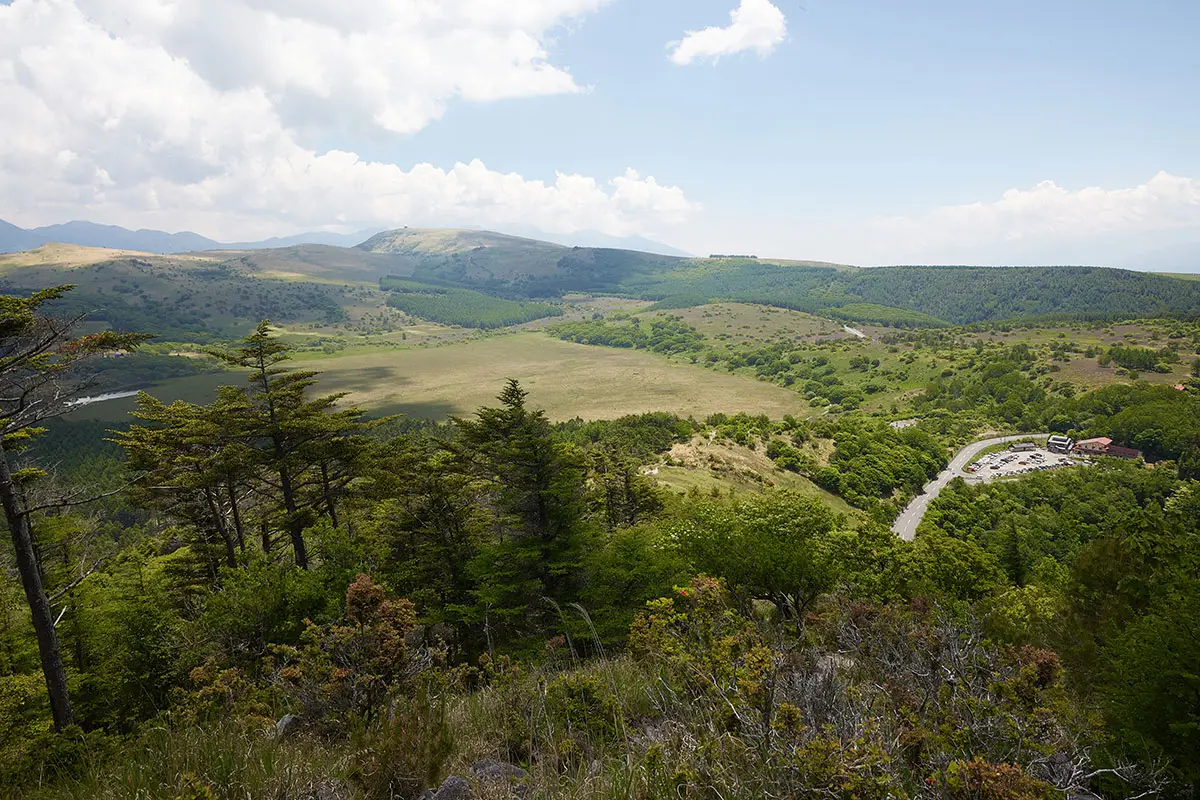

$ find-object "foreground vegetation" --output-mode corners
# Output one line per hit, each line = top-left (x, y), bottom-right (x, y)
(2, 277), (1200, 799)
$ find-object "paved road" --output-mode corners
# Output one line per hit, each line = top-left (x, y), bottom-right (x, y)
(891, 434), (1047, 541)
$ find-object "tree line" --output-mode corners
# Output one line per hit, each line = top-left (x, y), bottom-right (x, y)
(381, 277), (562, 328)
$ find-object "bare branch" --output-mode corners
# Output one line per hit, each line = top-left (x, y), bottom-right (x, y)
(48, 562), (105, 604)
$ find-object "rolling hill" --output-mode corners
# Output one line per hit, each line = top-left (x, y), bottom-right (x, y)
(354, 232), (1200, 325)
(0, 245), (356, 341)
(356, 227), (681, 293)
(3, 231), (1200, 340)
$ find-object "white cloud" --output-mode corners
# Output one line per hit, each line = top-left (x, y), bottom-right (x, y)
(0, 0), (697, 239)
(668, 0), (787, 66)
(871, 172), (1200, 263)
(670, 172), (1200, 268)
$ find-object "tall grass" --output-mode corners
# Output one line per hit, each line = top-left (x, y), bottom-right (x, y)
(22, 721), (360, 800)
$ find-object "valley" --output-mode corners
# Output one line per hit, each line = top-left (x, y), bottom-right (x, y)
(6, 6), (1199, 797)
(3, 230), (1200, 799)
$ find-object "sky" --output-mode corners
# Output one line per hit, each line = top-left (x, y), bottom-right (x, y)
(1, 0), (1199, 267)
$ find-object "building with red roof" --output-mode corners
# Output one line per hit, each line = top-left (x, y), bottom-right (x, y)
(1074, 437), (1142, 459)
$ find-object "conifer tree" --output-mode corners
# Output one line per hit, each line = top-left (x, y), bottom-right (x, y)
(454, 380), (585, 634)
(113, 389), (255, 574)
(591, 449), (662, 532)
(0, 286), (149, 731)
(363, 436), (486, 623)
(209, 322), (369, 569)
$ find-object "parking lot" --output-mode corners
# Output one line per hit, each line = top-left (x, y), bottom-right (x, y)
(965, 447), (1081, 482)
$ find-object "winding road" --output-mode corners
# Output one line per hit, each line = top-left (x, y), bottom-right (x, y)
(890, 434), (1047, 541)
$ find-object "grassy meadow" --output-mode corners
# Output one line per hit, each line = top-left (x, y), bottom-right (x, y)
(298, 333), (808, 421)
(68, 332), (808, 424)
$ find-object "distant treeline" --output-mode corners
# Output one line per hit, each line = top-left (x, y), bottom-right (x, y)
(550, 317), (706, 356)
(381, 276), (562, 328)
(403, 248), (1200, 327)
(844, 266), (1200, 324)
(629, 265), (1200, 326)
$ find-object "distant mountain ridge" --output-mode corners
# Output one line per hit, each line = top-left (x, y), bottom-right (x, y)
(4, 222), (1200, 333)
(0, 219), (382, 254)
(0, 218), (692, 257)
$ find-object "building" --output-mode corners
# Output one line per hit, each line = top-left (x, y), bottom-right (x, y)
(1074, 437), (1144, 460)
(1074, 437), (1113, 456)
(1010, 442), (1036, 453)
(1048, 435), (1074, 454)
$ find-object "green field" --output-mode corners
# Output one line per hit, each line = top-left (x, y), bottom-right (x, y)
(68, 333), (808, 424)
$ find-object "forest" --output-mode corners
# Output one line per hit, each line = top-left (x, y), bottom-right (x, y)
(516, 258), (1200, 327)
(1, 286), (1200, 800)
(6, 236), (1200, 352)
(381, 278), (563, 328)
(549, 317), (707, 356)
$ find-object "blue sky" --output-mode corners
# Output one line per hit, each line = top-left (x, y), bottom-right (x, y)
(2, 0), (1198, 266)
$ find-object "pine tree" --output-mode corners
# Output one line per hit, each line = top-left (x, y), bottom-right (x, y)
(454, 380), (585, 637)
(1002, 522), (1028, 587)
(0, 286), (149, 731)
(209, 322), (369, 569)
(113, 390), (255, 575)
(591, 449), (662, 532)
(364, 436), (486, 624)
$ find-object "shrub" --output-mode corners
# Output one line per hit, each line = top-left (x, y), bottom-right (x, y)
(270, 574), (427, 723)
(943, 758), (1055, 800)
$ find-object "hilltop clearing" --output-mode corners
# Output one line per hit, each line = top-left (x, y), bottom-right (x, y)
(645, 433), (858, 516)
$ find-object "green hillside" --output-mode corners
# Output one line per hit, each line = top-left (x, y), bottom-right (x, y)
(0, 247), (352, 341)
(844, 265), (1200, 323)
(208, 243), (403, 283)
(359, 227), (566, 260)
(359, 227), (682, 294)
(359, 229), (1200, 324)
(622, 262), (1200, 325)
(4, 235), (1200, 340)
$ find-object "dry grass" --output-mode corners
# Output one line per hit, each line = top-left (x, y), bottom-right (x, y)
(66, 332), (808, 424)
(1057, 358), (1193, 389)
(293, 333), (809, 421)
(970, 321), (1184, 349)
(647, 435), (858, 516)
